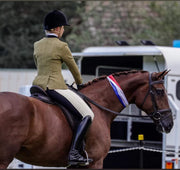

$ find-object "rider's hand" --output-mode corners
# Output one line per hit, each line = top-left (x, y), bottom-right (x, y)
(77, 84), (84, 90)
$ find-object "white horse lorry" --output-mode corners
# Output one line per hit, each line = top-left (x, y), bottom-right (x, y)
(2, 44), (180, 169)
(73, 45), (180, 169)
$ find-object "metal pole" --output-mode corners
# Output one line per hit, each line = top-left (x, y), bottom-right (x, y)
(138, 134), (144, 169)
(162, 133), (166, 169)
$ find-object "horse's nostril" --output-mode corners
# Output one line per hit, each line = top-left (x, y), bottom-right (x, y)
(166, 122), (173, 133)
(169, 122), (173, 129)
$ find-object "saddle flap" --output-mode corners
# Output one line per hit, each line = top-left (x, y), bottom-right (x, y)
(30, 85), (48, 96)
(30, 85), (55, 105)
(30, 85), (81, 130)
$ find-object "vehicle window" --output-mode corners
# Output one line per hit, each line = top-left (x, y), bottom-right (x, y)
(176, 80), (180, 100)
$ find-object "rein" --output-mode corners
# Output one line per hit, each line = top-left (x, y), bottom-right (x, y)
(75, 72), (170, 119)
(78, 91), (148, 118)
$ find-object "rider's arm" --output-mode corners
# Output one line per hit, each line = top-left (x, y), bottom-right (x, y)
(33, 43), (37, 67)
(61, 43), (83, 85)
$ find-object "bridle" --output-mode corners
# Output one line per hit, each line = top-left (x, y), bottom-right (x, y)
(72, 72), (171, 120)
(139, 73), (171, 121)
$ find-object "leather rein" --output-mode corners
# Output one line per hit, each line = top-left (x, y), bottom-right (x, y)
(76, 72), (171, 120)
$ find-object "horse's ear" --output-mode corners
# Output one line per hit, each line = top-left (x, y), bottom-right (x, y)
(156, 69), (170, 79)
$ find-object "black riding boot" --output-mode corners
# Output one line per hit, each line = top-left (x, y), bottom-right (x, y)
(68, 116), (93, 166)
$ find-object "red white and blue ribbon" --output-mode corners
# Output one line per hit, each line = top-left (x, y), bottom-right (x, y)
(107, 75), (129, 108)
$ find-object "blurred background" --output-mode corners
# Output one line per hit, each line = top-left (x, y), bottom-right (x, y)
(0, 1), (180, 68)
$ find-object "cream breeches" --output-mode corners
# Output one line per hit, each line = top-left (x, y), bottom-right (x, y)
(55, 89), (94, 120)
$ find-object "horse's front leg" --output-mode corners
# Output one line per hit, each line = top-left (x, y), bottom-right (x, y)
(0, 164), (8, 169)
(0, 159), (13, 169)
(86, 135), (110, 169)
(88, 158), (104, 169)
(86, 119), (111, 169)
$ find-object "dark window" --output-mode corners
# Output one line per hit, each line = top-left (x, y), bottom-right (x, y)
(131, 122), (162, 141)
(81, 56), (143, 75)
(111, 121), (127, 140)
(176, 80), (180, 100)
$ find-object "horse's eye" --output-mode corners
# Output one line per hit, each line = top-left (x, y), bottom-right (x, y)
(156, 89), (164, 96)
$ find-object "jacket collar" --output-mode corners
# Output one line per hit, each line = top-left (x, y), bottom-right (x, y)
(45, 33), (58, 38)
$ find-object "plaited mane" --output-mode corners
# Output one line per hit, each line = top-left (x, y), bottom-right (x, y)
(81, 70), (146, 88)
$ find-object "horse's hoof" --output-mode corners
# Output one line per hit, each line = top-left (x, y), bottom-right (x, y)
(68, 160), (90, 167)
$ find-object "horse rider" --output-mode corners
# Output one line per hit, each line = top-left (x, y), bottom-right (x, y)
(32, 10), (94, 166)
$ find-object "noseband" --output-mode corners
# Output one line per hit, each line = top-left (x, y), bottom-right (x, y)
(140, 73), (171, 121)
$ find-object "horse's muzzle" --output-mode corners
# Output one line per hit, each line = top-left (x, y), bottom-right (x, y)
(156, 111), (174, 134)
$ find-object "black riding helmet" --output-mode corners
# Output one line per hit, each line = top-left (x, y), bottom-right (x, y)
(44, 10), (70, 30)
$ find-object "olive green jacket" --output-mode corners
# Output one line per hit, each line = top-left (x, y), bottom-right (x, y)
(32, 37), (82, 90)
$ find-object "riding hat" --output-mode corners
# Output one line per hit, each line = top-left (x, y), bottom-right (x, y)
(44, 10), (70, 30)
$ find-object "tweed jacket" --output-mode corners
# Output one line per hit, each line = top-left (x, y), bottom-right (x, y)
(32, 37), (83, 90)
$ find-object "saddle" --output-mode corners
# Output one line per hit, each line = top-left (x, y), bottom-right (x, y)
(30, 85), (82, 131)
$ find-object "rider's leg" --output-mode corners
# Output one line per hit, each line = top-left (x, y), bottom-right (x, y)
(46, 89), (83, 119)
(68, 115), (92, 165)
(46, 89), (94, 165)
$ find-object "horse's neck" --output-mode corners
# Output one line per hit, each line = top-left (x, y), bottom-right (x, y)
(81, 72), (146, 113)
(81, 81), (118, 124)
(113, 73), (147, 102)
(81, 76), (130, 117)
(82, 80), (110, 106)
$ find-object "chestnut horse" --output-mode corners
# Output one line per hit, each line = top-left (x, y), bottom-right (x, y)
(0, 70), (173, 169)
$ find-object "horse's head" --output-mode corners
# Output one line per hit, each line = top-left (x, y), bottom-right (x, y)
(136, 70), (173, 134)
